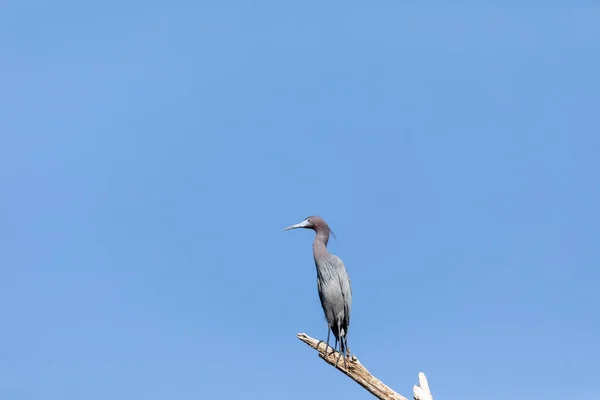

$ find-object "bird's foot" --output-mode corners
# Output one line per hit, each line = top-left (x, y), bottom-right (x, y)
(334, 353), (349, 369)
(316, 340), (328, 353)
(316, 340), (336, 357)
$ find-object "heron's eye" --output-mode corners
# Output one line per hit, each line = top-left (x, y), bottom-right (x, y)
(306, 218), (311, 223)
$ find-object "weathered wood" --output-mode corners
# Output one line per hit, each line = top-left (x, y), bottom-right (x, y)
(413, 372), (434, 400)
(297, 332), (409, 400)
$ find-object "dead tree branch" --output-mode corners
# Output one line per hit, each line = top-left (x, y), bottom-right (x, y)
(298, 332), (432, 400)
(413, 372), (434, 400)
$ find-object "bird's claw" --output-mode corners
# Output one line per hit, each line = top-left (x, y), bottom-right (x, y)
(317, 340), (338, 359)
(316, 340), (330, 354)
(334, 353), (348, 369)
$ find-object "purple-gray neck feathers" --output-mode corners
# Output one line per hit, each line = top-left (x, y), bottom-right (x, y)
(312, 223), (331, 261)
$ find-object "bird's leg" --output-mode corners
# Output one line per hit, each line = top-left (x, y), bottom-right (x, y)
(343, 335), (350, 357)
(317, 329), (334, 356)
(326, 329), (336, 356)
(332, 334), (343, 368)
(331, 336), (338, 357)
(343, 336), (349, 367)
(334, 336), (348, 369)
(334, 347), (346, 369)
(342, 347), (348, 368)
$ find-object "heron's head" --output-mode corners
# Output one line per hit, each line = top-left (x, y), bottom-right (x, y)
(283, 216), (329, 233)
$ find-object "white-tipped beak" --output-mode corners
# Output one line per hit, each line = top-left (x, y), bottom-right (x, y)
(283, 219), (309, 231)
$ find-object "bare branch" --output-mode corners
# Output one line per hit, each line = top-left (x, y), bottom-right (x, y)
(413, 372), (433, 400)
(297, 332), (409, 400)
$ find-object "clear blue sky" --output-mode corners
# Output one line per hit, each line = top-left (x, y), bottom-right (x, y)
(1, 2), (599, 399)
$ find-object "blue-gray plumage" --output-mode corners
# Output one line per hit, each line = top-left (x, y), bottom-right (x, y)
(284, 216), (352, 367)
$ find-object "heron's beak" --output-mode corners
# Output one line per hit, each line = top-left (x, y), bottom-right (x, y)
(283, 220), (309, 231)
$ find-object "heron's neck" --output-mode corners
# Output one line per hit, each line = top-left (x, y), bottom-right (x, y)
(312, 230), (330, 260)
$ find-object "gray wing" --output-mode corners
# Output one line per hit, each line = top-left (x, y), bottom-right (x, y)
(315, 255), (352, 333)
(332, 255), (352, 330)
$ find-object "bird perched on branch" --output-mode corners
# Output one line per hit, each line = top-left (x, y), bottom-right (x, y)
(284, 216), (352, 367)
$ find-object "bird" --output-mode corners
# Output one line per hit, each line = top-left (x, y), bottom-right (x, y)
(284, 216), (352, 367)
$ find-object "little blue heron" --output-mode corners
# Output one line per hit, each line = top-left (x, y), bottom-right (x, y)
(284, 216), (352, 367)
